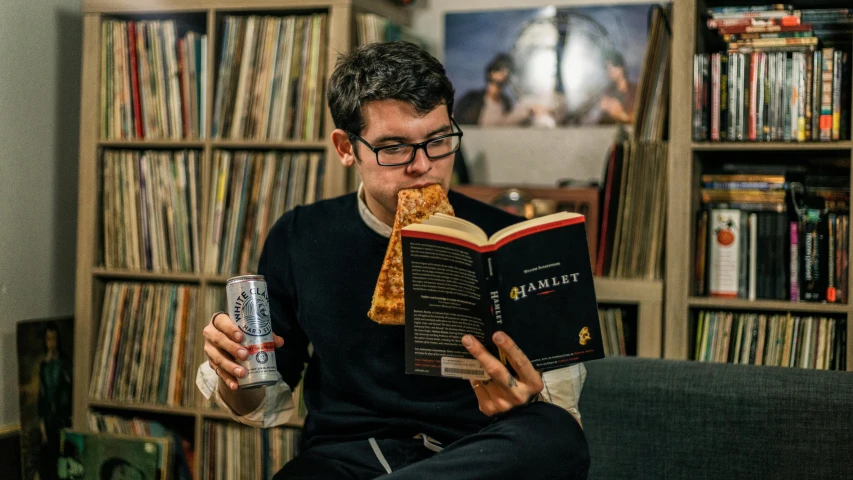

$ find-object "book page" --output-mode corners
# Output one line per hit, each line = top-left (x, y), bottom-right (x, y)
(491, 216), (604, 371)
(489, 211), (583, 246)
(422, 213), (489, 242)
(402, 223), (490, 247)
(402, 234), (492, 380)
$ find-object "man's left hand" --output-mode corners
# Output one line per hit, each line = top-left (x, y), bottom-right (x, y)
(462, 331), (544, 416)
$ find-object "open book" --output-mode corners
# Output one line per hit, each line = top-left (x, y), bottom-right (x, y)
(401, 212), (604, 379)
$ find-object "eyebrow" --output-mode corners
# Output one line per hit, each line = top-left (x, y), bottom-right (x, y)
(373, 124), (453, 145)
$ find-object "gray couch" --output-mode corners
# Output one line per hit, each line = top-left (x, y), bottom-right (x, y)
(580, 357), (853, 479)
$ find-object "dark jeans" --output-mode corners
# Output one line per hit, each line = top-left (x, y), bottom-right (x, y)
(274, 402), (589, 480)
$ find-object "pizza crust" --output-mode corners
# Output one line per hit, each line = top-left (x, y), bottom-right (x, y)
(368, 184), (455, 325)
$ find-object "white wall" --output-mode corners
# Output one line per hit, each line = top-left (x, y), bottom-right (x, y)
(0, 0), (81, 427)
(410, 0), (653, 186)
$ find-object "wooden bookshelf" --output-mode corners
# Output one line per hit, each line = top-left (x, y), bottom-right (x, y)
(665, 0), (853, 372)
(595, 277), (663, 358)
(73, 0), (410, 476)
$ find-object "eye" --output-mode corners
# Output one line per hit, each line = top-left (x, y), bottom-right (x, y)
(383, 146), (406, 154)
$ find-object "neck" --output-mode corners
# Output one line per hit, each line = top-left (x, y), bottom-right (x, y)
(616, 77), (628, 92)
(46, 350), (57, 361)
(364, 190), (396, 227)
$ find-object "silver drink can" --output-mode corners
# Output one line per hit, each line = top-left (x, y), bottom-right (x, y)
(226, 275), (278, 388)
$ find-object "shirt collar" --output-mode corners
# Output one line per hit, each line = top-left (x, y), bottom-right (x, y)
(357, 183), (393, 238)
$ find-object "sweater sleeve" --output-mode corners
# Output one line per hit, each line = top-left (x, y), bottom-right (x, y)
(258, 217), (311, 391)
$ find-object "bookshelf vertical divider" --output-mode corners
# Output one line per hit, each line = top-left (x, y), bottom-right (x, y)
(73, 11), (104, 432)
(663, 0), (696, 361)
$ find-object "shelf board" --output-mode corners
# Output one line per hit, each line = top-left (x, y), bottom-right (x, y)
(200, 408), (305, 429)
(204, 274), (232, 285)
(692, 141), (853, 152)
(687, 297), (850, 314)
(594, 276), (663, 304)
(99, 139), (205, 148)
(88, 399), (198, 417)
(211, 139), (326, 150)
(92, 267), (202, 283)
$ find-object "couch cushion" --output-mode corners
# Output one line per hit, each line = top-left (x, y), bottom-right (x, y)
(580, 357), (853, 480)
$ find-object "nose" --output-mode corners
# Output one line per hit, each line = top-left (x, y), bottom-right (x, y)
(406, 146), (432, 175)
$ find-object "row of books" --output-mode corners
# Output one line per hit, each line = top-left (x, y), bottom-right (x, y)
(598, 307), (633, 357)
(102, 150), (201, 273)
(204, 150), (324, 275)
(90, 282), (199, 407)
(706, 5), (853, 30)
(202, 421), (301, 480)
(692, 49), (850, 142)
(694, 310), (847, 371)
(101, 20), (207, 140)
(212, 14), (327, 141)
(355, 13), (390, 46)
(89, 412), (194, 480)
(696, 172), (849, 303)
(100, 149), (324, 275)
(596, 141), (667, 280)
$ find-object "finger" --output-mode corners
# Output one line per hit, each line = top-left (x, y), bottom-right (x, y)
(462, 335), (512, 387)
(493, 331), (542, 388)
(469, 379), (496, 416)
(204, 343), (246, 385)
(204, 323), (249, 362)
(212, 312), (243, 343)
(273, 333), (284, 349)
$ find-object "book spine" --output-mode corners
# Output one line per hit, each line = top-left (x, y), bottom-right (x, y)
(483, 254), (503, 361)
(820, 48), (833, 141)
(749, 52), (758, 140)
(748, 213), (757, 300)
(801, 209), (823, 301)
(790, 221), (799, 301)
(832, 49), (842, 140)
(709, 208), (742, 297)
(711, 53), (721, 140)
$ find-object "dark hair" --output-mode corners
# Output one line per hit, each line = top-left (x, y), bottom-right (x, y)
(100, 458), (136, 480)
(43, 321), (60, 352)
(485, 52), (514, 81)
(327, 41), (455, 136)
(603, 50), (626, 69)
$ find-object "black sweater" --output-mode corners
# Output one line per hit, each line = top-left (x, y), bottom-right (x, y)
(257, 190), (520, 449)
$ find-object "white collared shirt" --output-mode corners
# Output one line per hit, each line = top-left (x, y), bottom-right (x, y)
(196, 185), (587, 428)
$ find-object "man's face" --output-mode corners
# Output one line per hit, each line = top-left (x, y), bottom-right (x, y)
(488, 67), (510, 86)
(345, 100), (456, 223)
(45, 329), (58, 353)
(606, 62), (624, 82)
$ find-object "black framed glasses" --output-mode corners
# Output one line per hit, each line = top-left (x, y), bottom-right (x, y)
(347, 118), (464, 167)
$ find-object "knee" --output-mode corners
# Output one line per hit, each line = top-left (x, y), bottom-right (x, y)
(519, 402), (590, 474)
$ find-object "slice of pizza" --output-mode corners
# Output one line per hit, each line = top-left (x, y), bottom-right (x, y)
(368, 184), (455, 325)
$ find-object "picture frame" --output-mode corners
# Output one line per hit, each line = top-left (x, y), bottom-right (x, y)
(59, 430), (171, 480)
(16, 316), (74, 480)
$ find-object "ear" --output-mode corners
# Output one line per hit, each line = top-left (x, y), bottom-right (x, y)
(331, 129), (358, 167)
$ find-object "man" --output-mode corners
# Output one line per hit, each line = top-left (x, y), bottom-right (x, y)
(598, 50), (637, 125)
(455, 53), (548, 127)
(197, 41), (589, 479)
(39, 322), (73, 480)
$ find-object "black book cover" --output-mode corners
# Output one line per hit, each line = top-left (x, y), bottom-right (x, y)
(402, 214), (605, 379)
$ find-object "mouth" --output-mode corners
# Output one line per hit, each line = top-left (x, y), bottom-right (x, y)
(406, 182), (436, 190)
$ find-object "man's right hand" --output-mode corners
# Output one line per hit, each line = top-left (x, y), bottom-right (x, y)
(203, 312), (284, 391)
